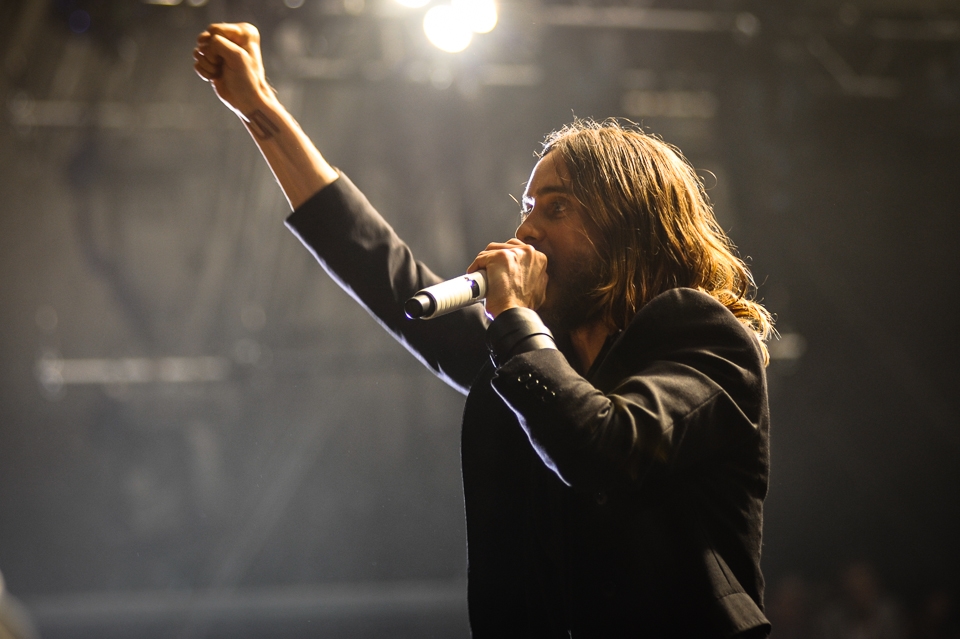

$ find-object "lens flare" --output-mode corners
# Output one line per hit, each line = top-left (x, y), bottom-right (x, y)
(423, 5), (473, 53)
(454, 0), (497, 34)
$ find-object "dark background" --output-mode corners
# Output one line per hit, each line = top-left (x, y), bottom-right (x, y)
(1, 0), (958, 637)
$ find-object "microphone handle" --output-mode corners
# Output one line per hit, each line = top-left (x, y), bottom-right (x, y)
(405, 271), (488, 320)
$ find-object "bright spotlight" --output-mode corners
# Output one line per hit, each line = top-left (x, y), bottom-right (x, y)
(453, 0), (497, 34)
(395, 0), (430, 8)
(423, 5), (473, 53)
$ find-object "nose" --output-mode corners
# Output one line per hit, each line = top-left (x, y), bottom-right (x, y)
(516, 210), (543, 245)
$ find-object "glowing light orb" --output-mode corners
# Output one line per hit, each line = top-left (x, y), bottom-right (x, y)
(453, 0), (497, 34)
(423, 5), (473, 53)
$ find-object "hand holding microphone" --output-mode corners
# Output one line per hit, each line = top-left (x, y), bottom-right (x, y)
(406, 239), (548, 320)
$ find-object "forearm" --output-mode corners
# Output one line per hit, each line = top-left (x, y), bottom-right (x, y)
(193, 23), (338, 209)
(286, 174), (491, 393)
(238, 94), (339, 210)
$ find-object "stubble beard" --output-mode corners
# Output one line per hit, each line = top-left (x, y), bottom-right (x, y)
(537, 252), (604, 334)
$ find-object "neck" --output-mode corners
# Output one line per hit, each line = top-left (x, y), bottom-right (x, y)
(569, 319), (616, 373)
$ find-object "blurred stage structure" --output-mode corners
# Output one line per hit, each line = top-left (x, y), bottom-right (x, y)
(1, 0), (959, 637)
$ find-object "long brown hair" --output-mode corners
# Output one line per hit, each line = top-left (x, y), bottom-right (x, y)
(542, 119), (774, 362)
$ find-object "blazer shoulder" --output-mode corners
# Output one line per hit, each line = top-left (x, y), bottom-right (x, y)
(592, 288), (765, 391)
(626, 288), (762, 358)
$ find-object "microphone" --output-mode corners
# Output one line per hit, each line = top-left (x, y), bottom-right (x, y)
(405, 271), (488, 320)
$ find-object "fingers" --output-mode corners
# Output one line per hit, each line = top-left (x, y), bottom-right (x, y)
(195, 22), (262, 70)
(193, 59), (221, 82)
(206, 22), (260, 46)
(194, 33), (255, 87)
(467, 240), (548, 317)
(193, 46), (222, 81)
(467, 248), (503, 272)
(465, 253), (485, 273)
(467, 241), (545, 273)
(204, 33), (249, 63)
(490, 238), (527, 247)
(481, 241), (542, 264)
(194, 32), (229, 76)
(204, 22), (261, 63)
(467, 239), (537, 273)
(195, 22), (273, 115)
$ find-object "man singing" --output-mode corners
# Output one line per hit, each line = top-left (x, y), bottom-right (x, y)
(194, 22), (774, 638)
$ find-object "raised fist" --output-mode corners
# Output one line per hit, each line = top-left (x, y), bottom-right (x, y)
(193, 23), (273, 117)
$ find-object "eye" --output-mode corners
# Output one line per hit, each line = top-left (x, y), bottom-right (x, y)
(545, 198), (568, 219)
(519, 198), (534, 221)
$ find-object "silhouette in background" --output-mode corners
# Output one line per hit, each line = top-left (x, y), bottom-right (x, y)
(819, 561), (906, 639)
(912, 590), (960, 639)
(767, 574), (814, 639)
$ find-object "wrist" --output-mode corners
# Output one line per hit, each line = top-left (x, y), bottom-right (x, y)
(239, 94), (286, 140)
(485, 298), (526, 320)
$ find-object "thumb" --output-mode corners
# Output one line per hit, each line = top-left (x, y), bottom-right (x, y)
(208, 33), (252, 69)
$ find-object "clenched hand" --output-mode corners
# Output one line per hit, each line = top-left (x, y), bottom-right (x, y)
(467, 239), (548, 319)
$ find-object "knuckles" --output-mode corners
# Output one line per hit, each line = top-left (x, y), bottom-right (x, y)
(200, 23), (260, 49)
(473, 242), (546, 277)
(237, 22), (260, 40)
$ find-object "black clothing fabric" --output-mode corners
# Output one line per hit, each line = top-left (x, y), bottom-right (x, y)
(486, 306), (557, 367)
(286, 173), (771, 639)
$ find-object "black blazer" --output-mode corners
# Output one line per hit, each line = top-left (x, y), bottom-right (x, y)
(287, 174), (771, 639)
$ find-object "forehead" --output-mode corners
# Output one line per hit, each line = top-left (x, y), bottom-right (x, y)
(523, 152), (573, 197)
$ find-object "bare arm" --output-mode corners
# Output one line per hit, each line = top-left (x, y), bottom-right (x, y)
(193, 23), (338, 210)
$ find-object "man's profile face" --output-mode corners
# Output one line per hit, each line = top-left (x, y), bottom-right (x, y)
(516, 152), (603, 332)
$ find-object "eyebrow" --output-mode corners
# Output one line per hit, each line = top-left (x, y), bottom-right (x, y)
(533, 185), (571, 196)
(521, 184), (572, 205)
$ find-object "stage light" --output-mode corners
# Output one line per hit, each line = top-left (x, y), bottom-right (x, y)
(395, 0), (431, 8)
(453, 0), (497, 34)
(423, 5), (473, 53)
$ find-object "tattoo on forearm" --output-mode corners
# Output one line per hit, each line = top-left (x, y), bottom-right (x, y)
(248, 110), (281, 140)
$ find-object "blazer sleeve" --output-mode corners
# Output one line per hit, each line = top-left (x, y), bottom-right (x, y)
(285, 173), (490, 394)
(489, 288), (768, 492)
